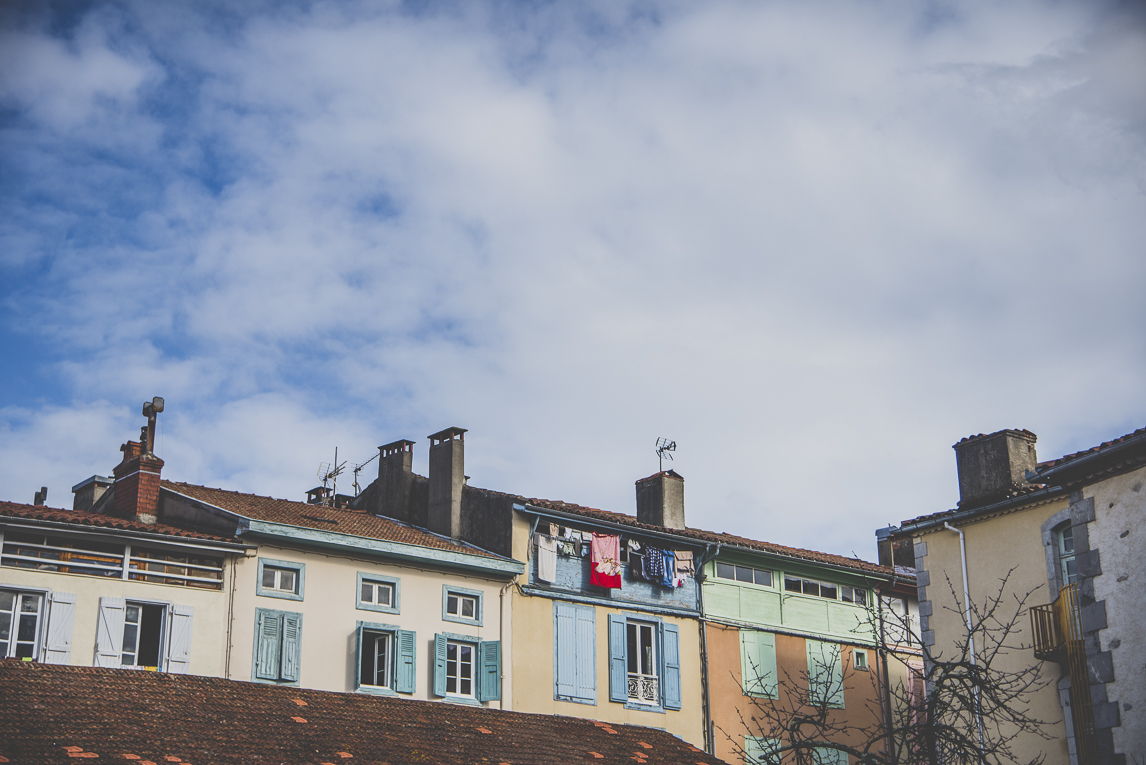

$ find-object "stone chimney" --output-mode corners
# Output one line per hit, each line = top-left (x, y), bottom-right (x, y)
(953, 429), (1037, 508)
(111, 439), (164, 524)
(375, 439), (416, 519)
(428, 427), (466, 540)
(72, 475), (113, 512)
(636, 470), (685, 529)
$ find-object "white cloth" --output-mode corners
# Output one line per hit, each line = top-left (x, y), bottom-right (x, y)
(537, 534), (558, 583)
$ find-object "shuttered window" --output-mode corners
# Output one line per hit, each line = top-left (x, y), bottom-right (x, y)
(355, 621), (416, 695)
(431, 633), (500, 703)
(806, 639), (844, 708)
(744, 736), (781, 765)
(94, 597), (193, 673)
(812, 748), (849, 765)
(253, 608), (302, 684)
(739, 629), (777, 698)
(554, 601), (596, 704)
(606, 613), (682, 711)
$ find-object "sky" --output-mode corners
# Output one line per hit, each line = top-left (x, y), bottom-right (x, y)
(1, 0), (1144, 561)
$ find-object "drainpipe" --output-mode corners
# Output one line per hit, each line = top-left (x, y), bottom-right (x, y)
(695, 542), (721, 754)
(944, 522), (985, 758)
(877, 578), (897, 765)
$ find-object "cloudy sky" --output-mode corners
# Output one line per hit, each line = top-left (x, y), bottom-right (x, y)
(2, 0), (1144, 560)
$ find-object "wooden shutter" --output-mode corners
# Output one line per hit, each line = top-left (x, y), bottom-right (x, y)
(745, 736), (781, 765)
(477, 640), (501, 702)
(607, 614), (627, 703)
(432, 633), (447, 697)
(660, 622), (681, 710)
(573, 605), (596, 702)
(94, 597), (126, 668)
(254, 610), (281, 680)
(554, 602), (576, 698)
(395, 629), (416, 693)
(279, 612), (302, 682)
(354, 622), (366, 690)
(806, 640), (843, 708)
(42, 592), (76, 665)
(165, 604), (194, 674)
(740, 630), (777, 697)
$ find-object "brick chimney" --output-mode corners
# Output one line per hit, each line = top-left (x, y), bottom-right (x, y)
(953, 429), (1037, 508)
(428, 427), (466, 541)
(636, 470), (685, 529)
(111, 439), (164, 524)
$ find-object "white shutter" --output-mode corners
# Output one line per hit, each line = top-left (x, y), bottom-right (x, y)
(94, 597), (126, 668)
(165, 604), (194, 674)
(42, 592), (77, 665)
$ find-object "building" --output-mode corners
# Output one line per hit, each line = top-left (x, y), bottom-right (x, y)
(884, 426), (1145, 765)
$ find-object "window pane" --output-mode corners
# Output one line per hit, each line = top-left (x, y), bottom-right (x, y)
(21, 597), (39, 614)
(125, 605), (140, 624)
(753, 569), (772, 586)
(0, 592), (14, 611)
(447, 595), (458, 615)
(626, 623), (638, 673)
(0, 612), (10, 642)
(716, 562), (735, 580)
(280, 570), (296, 592)
(17, 612), (37, 642)
(802, 580), (820, 597)
(361, 582), (373, 603)
(735, 566), (753, 582)
(262, 568), (276, 589)
(377, 585), (392, 607)
(784, 577), (801, 593)
(1061, 526), (1074, 554)
(820, 584), (837, 600)
(461, 597), (474, 618)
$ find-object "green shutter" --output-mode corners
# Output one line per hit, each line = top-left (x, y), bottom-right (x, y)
(395, 629), (416, 693)
(813, 747), (848, 765)
(661, 623), (681, 710)
(806, 640), (843, 708)
(254, 611), (281, 680)
(279, 612), (302, 682)
(478, 640), (501, 701)
(740, 630), (777, 698)
(432, 633), (447, 697)
(608, 615), (627, 703)
(745, 736), (781, 765)
(354, 622), (366, 690)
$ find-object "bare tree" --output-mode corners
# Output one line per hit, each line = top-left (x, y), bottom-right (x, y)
(721, 570), (1056, 765)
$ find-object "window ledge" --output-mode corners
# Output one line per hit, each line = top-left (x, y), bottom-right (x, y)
(622, 701), (666, 714)
(356, 685), (397, 696)
(554, 694), (597, 706)
(442, 696), (482, 707)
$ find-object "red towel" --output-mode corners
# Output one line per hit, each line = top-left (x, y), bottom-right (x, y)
(590, 533), (622, 589)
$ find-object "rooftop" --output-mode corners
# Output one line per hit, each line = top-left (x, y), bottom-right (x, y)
(0, 661), (722, 765)
(0, 500), (235, 544)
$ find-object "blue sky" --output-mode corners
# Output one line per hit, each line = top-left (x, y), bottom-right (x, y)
(2, 0), (1144, 559)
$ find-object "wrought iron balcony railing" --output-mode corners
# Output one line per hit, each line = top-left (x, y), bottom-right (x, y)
(627, 674), (659, 704)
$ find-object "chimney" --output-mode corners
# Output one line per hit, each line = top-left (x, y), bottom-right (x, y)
(111, 440), (164, 523)
(375, 439), (416, 521)
(72, 476), (113, 512)
(427, 427), (466, 541)
(636, 470), (685, 529)
(953, 429), (1037, 508)
(33, 487), (47, 506)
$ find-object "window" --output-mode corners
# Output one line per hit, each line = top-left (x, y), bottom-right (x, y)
(554, 601), (596, 704)
(354, 621), (416, 694)
(253, 608), (302, 684)
(432, 633), (501, 703)
(1057, 524), (1077, 586)
(784, 576), (867, 605)
(841, 586), (868, 605)
(744, 737), (781, 765)
(716, 562), (773, 587)
(607, 614), (681, 711)
(806, 639), (844, 708)
(442, 586), (482, 626)
(0, 589), (43, 659)
(853, 649), (868, 671)
(257, 558), (304, 601)
(357, 573), (400, 615)
(739, 629), (777, 698)
(94, 597), (193, 673)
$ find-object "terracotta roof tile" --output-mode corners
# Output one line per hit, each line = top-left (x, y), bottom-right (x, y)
(164, 481), (504, 559)
(0, 661), (725, 765)
(0, 501), (234, 544)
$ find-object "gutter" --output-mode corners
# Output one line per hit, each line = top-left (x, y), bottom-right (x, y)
(895, 485), (1065, 537)
(1027, 429), (1146, 486)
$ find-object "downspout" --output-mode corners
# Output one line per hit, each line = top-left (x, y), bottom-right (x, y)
(944, 522), (985, 758)
(695, 542), (721, 755)
(877, 578), (897, 765)
(499, 577), (514, 711)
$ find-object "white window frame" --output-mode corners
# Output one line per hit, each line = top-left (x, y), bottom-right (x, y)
(120, 600), (168, 670)
(1057, 524), (1077, 586)
(356, 572), (400, 615)
(256, 557), (305, 601)
(0, 587), (44, 660)
(854, 648), (869, 671)
(445, 638), (477, 699)
(626, 619), (659, 707)
(360, 629), (393, 690)
(442, 585), (482, 626)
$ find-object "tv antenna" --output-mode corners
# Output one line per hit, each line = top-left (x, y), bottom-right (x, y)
(655, 438), (676, 472)
(352, 450), (380, 497)
(316, 447), (347, 505)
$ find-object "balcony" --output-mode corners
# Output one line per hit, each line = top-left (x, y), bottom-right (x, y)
(627, 674), (659, 705)
(1029, 602), (1065, 661)
(1031, 583), (1097, 765)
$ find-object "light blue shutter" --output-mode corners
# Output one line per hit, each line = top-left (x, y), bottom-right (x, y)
(165, 605), (194, 674)
(574, 606), (596, 702)
(745, 736), (782, 765)
(395, 629), (416, 693)
(254, 611), (281, 680)
(432, 633), (447, 697)
(279, 612), (302, 682)
(608, 614), (627, 703)
(554, 602), (576, 698)
(661, 622), (681, 710)
(806, 640), (843, 708)
(741, 630), (777, 697)
(94, 597), (125, 668)
(42, 592), (76, 665)
(354, 622), (365, 690)
(478, 640), (501, 701)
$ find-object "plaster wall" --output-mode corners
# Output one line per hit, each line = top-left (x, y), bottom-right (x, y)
(917, 496), (1069, 765)
(1083, 467), (1145, 758)
(228, 543), (512, 706)
(706, 622), (883, 764)
(508, 590), (705, 748)
(0, 562), (232, 676)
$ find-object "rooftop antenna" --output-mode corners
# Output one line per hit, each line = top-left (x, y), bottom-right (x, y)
(352, 450), (380, 496)
(317, 447), (347, 506)
(141, 397), (164, 454)
(655, 438), (676, 473)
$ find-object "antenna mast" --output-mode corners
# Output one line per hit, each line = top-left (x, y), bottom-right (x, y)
(316, 448), (347, 506)
(655, 438), (676, 473)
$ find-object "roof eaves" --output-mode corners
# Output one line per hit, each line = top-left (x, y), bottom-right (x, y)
(0, 513), (250, 552)
(897, 485), (1066, 535)
(1029, 428), (1146, 486)
(517, 502), (706, 548)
